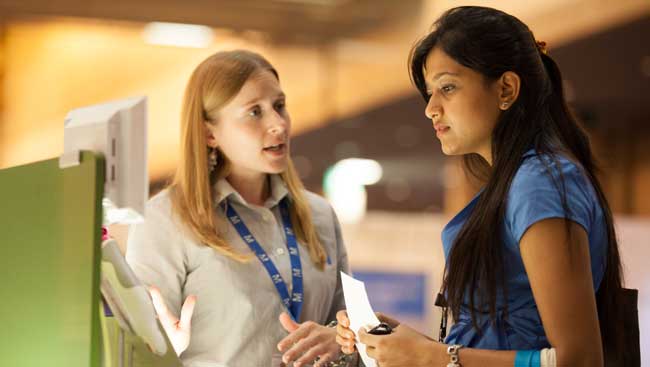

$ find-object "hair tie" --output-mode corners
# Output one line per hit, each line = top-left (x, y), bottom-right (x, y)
(536, 40), (548, 55)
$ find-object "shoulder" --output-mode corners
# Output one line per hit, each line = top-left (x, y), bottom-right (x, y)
(506, 151), (597, 242)
(301, 190), (334, 217)
(143, 189), (175, 223)
(298, 190), (340, 240)
(510, 151), (589, 195)
(147, 188), (173, 212)
(126, 188), (186, 257)
(139, 188), (188, 235)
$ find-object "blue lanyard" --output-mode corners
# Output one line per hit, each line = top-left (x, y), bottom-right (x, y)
(222, 198), (304, 321)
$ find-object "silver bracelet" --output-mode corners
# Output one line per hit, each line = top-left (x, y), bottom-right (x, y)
(326, 320), (338, 328)
(328, 353), (355, 367)
(446, 344), (464, 367)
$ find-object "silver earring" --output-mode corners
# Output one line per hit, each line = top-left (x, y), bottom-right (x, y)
(501, 102), (509, 109)
(208, 148), (218, 172)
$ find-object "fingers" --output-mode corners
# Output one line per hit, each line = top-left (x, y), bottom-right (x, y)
(148, 286), (166, 314)
(336, 322), (355, 340)
(279, 312), (300, 333)
(178, 295), (197, 331)
(281, 336), (310, 365)
(336, 310), (350, 327)
(360, 327), (379, 360)
(335, 321), (356, 354)
(336, 333), (356, 354)
(365, 344), (377, 360)
(148, 286), (178, 326)
(147, 287), (193, 357)
(335, 310), (355, 355)
(277, 336), (291, 353)
(291, 342), (332, 367)
(357, 327), (377, 348)
(277, 320), (316, 352)
(281, 324), (337, 366)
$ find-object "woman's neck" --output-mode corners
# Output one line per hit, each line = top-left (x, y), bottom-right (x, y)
(476, 141), (493, 166)
(226, 170), (270, 206)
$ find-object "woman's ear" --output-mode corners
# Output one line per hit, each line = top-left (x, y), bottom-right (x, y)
(204, 121), (219, 148)
(497, 71), (521, 110)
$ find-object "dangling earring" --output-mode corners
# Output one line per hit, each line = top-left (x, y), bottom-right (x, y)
(208, 147), (218, 173)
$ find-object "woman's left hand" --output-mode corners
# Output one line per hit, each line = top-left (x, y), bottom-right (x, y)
(358, 323), (442, 367)
(277, 312), (341, 367)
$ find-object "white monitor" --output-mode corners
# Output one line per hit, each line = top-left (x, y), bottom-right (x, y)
(63, 96), (148, 224)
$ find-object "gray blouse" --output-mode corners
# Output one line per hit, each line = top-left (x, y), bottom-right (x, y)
(125, 175), (349, 367)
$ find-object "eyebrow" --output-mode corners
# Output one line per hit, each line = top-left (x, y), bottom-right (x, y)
(241, 92), (286, 108)
(430, 71), (460, 81)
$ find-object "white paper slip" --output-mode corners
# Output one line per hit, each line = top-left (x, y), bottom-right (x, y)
(340, 272), (381, 367)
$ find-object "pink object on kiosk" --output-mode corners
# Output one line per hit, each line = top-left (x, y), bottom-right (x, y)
(102, 227), (110, 241)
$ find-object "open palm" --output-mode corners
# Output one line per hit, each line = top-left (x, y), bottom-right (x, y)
(148, 286), (196, 356)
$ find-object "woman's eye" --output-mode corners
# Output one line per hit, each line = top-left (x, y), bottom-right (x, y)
(275, 100), (286, 111)
(441, 84), (456, 94)
(248, 107), (261, 117)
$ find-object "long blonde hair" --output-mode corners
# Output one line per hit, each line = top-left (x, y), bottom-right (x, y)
(170, 50), (327, 270)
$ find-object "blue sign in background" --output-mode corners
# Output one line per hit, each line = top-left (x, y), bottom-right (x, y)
(351, 270), (427, 318)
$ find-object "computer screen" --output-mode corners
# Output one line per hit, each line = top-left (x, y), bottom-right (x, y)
(63, 96), (148, 224)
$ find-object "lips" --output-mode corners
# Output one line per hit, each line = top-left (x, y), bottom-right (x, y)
(262, 142), (289, 158)
(263, 143), (286, 151)
(433, 123), (450, 132)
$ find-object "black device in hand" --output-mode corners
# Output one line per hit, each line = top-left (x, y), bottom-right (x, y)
(367, 322), (393, 335)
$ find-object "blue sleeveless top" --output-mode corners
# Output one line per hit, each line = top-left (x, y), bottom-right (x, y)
(442, 149), (608, 350)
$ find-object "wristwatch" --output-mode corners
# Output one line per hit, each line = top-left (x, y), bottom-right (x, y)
(325, 320), (356, 367)
(447, 344), (464, 367)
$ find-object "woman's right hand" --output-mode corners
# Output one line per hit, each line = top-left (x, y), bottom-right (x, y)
(148, 286), (196, 356)
(335, 310), (401, 354)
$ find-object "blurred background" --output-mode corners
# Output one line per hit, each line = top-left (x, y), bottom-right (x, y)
(1, 0), (648, 359)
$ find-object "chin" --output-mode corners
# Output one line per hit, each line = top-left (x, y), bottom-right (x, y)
(441, 139), (472, 157)
(441, 144), (460, 156)
(266, 162), (288, 174)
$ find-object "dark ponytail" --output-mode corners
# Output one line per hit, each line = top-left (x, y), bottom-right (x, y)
(539, 50), (625, 360)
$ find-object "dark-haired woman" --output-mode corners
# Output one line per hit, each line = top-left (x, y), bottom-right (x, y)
(335, 6), (623, 367)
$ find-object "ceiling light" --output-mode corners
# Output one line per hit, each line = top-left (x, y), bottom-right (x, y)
(143, 22), (213, 48)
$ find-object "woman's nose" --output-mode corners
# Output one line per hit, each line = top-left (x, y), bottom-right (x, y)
(268, 112), (289, 136)
(425, 98), (442, 121)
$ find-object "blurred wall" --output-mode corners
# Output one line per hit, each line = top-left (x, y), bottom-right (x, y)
(0, 16), (417, 181)
(2, 0), (649, 183)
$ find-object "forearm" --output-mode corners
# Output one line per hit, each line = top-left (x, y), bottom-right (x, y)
(441, 344), (595, 367)
(421, 342), (515, 366)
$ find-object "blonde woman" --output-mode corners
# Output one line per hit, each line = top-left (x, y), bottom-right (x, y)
(126, 50), (351, 367)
